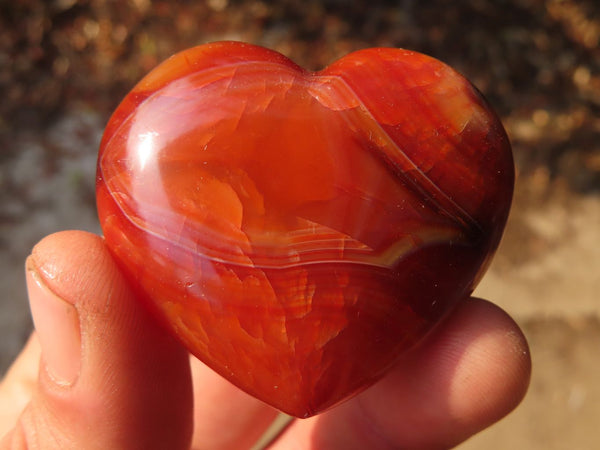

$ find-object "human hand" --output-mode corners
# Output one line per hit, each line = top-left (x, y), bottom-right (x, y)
(0, 230), (530, 449)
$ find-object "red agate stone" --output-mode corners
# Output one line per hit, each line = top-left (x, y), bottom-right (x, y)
(96, 41), (513, 418)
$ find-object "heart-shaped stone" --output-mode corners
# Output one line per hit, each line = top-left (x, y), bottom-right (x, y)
(96, 41), (513, 418)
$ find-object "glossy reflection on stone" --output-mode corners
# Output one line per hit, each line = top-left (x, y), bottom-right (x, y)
(96, 41), (514, 418)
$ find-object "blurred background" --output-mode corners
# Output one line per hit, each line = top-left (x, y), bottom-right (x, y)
(0, 0), (598, 448)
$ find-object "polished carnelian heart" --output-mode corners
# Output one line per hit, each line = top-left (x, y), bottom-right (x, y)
(96, 41), (513, 418)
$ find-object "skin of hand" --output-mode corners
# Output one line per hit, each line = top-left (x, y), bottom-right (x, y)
(0, 230), (531, 449)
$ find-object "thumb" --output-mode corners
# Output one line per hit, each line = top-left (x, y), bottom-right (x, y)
(1, 231), (193, 450)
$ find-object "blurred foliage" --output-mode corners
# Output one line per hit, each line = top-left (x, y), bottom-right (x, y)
(1, 0), (599, 191)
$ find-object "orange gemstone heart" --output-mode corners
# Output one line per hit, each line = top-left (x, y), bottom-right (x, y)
(96, 41), (513, 418)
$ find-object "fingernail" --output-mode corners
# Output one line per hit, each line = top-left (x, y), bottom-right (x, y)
(26, 261), (81, 386)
